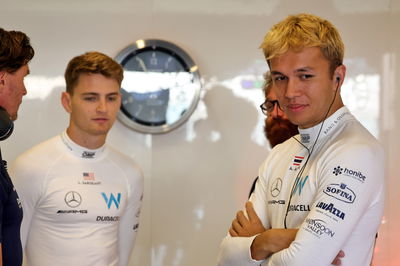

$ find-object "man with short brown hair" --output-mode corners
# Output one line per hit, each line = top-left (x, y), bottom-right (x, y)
(0, 27), (34, 266)
(12, 51), (143, 266)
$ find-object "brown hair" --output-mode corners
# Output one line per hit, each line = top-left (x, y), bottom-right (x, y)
(0, 28), (34, 73)
(260, 13), (344, 75)
(263, 71), (273, 98)
(64, 51), (123, 94)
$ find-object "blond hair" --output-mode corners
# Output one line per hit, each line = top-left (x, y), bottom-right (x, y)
(260, 13), (344, 74)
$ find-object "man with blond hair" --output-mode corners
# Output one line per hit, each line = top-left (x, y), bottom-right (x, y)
(11, 52), (143, 266)
(218, 13), (384, 266)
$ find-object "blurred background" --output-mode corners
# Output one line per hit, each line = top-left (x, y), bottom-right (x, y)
(1, 0), (398, 265)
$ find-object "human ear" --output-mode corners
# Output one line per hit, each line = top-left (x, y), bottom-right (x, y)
(333, 64), (346, 90)
(61, 92), (72, 113)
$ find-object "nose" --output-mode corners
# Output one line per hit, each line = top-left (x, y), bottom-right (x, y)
(96, 99), (107, 113)
(22, 84), (27, 96)
(271, 103), (285, 119)
(284, 79), (300, 99)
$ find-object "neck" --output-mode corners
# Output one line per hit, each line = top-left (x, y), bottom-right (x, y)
(325, 98), (344, 121)
(66, 127), (106, 149)
(299, 94), (344, 130)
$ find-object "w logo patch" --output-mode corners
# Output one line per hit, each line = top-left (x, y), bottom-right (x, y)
(101, 192), (121, 209)
(291, 175), (309, 196)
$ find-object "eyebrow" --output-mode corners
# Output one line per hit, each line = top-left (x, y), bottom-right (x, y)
(294, 67), (314, 73)
(270, 67), (314, 76)
(81, 92), (99, 96)
(266, 98), (278, 102)
(81, 92), (120, 96)
(106, 92), (120, 97)
(270, 70), (284, 76)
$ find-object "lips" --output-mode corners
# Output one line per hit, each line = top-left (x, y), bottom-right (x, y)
(93, 118), (109, 122)
(287, 104), (307, 112)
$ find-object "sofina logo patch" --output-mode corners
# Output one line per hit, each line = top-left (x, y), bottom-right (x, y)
(323, 183), (356, 203)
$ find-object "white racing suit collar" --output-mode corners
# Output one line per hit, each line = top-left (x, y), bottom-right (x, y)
(298, 106), (353, 146)
(61, 130), (106, 159)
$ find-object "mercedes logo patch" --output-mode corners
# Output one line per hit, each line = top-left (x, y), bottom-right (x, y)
(270, 178), (282, 197)
(64, 191), (82, 208)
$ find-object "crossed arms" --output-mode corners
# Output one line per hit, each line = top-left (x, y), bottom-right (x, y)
(220, 201), (344, 265)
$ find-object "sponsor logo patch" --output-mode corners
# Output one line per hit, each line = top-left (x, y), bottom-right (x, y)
(57, 210), (88, 214)
(316, 201), (346, 220)
(333, 166), (343, 176)
(323, 112), (350, 135)
(64, 191), (82, 208)
(304, 218), (335, 238)
(301, 134), (310, 143)
(82, 151), (96, 158)
(323, 183), (356, 203)
(288, 204), (310, 212)
(96, 216), (119, 222)
(270, 178), (282, 197)
(333, 165), (366, 183)
(57, 191), (88, 214)
(291, 175), (309, 196)
(101, 192), (122, 209)
(268, 199), (285, 205)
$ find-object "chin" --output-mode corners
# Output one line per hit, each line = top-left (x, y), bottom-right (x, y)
(10, 113), (18, 121)
(86, 127), (109, 136)
(287, 116), (303, 127)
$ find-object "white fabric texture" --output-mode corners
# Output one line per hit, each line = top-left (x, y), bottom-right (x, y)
(218, 106), (385, 266)
(11, 131), (144, 266)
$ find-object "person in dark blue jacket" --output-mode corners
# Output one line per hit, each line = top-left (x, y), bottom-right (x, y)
(0, 27), (34, 266)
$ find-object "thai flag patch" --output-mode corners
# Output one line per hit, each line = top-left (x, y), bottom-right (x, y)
(293, 156), (304, 166)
